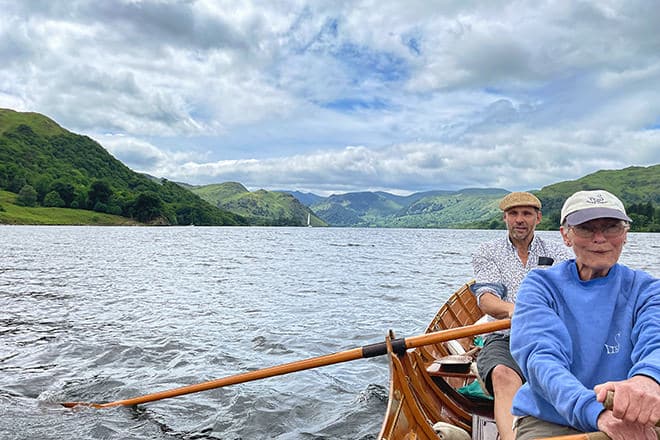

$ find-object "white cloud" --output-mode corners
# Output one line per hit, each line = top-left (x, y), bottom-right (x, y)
(0, 0), (659, 195)
(133, 124), (658, 195)
(97, 135), (171, 169)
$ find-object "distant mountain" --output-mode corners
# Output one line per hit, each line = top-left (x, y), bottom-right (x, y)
(278, 167), (658, 230)
(307, 188), (509, 228)
(190, 182), (327, 226)
(279, 190), (325, 207)
(0, 108), (245, 225)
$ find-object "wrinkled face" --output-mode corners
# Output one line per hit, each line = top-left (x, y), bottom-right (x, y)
(560, 218), (628, 279)
(503, 206), (541, 242)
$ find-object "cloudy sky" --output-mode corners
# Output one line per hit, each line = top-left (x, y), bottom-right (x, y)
(2, 1), (659, 195)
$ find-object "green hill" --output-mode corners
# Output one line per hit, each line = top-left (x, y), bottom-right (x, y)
(0, 108), (245, 226)
(309, 188), (508, 228)
(1, 109), (657, 230)
(300, 167), (658, 230)
(191, 182), (327, 226)
(193, 181), (250, 201)
(280, 190), (325, 206)
(310, 192), (402, 226)
(534, 165), (660, 231)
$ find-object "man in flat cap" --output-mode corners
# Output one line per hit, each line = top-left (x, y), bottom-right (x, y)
(471, 192), (573, 440)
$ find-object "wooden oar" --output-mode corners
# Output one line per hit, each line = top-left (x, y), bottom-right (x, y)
(61, 319), (510, 409)
(537, 392), (660, 440)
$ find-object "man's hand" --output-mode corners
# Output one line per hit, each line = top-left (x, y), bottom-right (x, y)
(595, 376), (660, 426)
(597, 410), (658, 440)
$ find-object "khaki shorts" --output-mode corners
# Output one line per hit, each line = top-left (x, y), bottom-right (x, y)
(514, 416), (581, 440)
(515, 415), (660, 440)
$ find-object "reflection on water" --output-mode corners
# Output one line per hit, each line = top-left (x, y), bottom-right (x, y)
(0, 226), (657, 439)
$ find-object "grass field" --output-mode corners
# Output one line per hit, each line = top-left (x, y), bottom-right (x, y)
(0, 191), (140, 225)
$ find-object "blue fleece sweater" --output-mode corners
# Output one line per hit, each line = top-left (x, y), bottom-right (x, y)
(510, 260), (660, 432)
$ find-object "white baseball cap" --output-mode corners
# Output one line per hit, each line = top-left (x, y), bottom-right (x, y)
(560, 190), (632, 226)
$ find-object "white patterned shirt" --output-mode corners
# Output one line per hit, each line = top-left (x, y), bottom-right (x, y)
(471, 233), (573, 332)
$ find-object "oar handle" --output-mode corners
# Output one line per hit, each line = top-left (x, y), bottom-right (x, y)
(405, 319), (510, 349)
(62, 319), (507, 409)
(361, 319), (511, 358)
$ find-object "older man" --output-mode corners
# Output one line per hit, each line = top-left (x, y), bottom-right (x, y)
(472, 192), (572, 440)
(511, 190), (660, 440)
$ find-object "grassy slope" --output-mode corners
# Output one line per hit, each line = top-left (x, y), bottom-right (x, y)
(0, 109), (68, 137)
(0, 191), (138, 225)
(192, 182), (250, 204)
(191, 183), (327, 226)
(388, 192), (505, 228)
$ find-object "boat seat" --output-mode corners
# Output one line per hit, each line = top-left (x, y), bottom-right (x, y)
(425, 298), (493, 398)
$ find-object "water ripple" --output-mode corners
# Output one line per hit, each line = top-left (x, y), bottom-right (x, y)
(0, 226), (657, 439)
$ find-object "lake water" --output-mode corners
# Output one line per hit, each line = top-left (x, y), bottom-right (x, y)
(1, 226), (658, 440)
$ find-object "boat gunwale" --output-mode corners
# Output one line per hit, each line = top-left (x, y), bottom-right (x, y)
(377, 281), (496, 440)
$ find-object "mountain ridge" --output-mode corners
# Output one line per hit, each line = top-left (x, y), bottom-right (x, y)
(0, 109), (657, 230)
(190, 182), (327, 226)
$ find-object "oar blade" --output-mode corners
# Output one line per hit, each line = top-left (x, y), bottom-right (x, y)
(61, 401), (105, 409)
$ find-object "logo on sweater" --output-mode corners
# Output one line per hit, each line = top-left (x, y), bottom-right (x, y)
(604, 332), (620, 355)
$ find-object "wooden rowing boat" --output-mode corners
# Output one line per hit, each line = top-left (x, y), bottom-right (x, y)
(378, 281), (499, 440)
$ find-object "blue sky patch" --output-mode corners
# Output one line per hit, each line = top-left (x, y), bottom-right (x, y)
(321, 97), (391, 112)
(335, 42), (409, 83)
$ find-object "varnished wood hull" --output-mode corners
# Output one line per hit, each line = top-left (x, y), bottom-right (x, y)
(378, 281), (495, 440)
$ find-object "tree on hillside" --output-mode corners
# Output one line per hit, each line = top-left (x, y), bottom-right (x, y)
(87, 180), (113, 211)
(133, 192), (164, 223)
(627, 201), (659, 232)
(0, 110), (251, 226)
(0, 164), (28, 193)
(43, 191), (65, 207)
(50, 180), (76, 207)
(16, 184), (37, 207)
(34, 175), (53, 203)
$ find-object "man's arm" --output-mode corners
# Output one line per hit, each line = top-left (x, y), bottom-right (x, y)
(479, 292), (515, 319)
(595, 276), (660, 440)
(595, 276), (660, 427)
(471, 242), (510, 319)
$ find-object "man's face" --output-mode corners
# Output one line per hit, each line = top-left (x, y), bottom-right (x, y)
(560, 218), (627, 278)
(503, 206), (541, 242)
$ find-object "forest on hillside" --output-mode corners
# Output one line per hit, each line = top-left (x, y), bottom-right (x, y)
(0, 110), (245, 226)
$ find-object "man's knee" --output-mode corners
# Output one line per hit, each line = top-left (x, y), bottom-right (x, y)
(491, 365), (523, 389)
